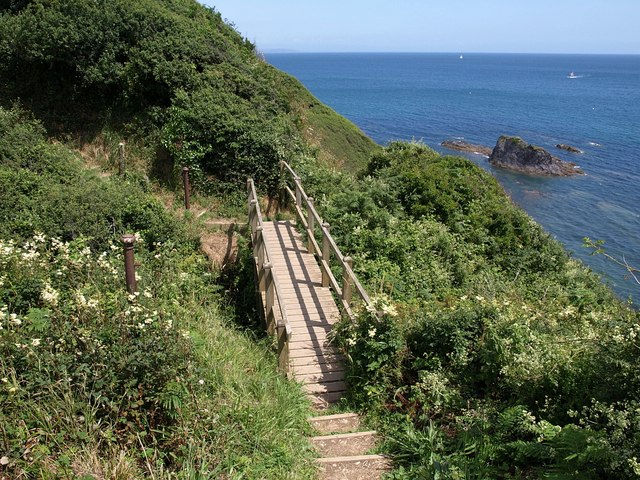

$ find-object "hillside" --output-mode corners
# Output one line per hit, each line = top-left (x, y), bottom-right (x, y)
(1, 1), (639, 479)
(0, 0), (377, 190)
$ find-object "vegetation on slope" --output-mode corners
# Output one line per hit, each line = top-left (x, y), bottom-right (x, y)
(0, 0), (377, 193)
(3, 0), (638, 478)
(0, 107), (317, 478)
(291, 142), (640, 479)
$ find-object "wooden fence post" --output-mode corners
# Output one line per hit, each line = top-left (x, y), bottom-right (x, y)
(264, 263), (274, 333)
(322, 222), (331, 287)
(295, 176), (302, 207)
(118, 142), (125, 176)
(307, 197), (315, 254)
(182, 167), (191, 210)
(121, 234), (137, 294)
(342, 256), (353, 305)
(278, 161), (284, 215)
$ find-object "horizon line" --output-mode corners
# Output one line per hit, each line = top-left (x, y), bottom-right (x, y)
(262, 50), (640, 56)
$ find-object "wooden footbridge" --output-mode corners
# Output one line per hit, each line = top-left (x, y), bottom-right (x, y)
(248, 163), (391, 479)
(247, 162), (373, 408)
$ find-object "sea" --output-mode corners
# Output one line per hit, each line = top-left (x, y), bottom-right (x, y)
(267, 53), (640, 303)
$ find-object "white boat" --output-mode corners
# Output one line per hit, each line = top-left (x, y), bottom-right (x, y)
(567, 71), (579, 79)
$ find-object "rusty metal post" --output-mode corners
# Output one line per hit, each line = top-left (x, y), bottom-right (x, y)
(307, 197), (315, 254)
(182, 167), (191, 210)
(118, 142), (125, 176)
(122, 234), (137, 294)
(342, 256), (353, 305)
(322, 222), (331, 287)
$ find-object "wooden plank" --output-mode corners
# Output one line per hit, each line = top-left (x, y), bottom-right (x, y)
(295, 370), (345, 384)
(290, 353), (345, 367)
(292, 362), (345, 375)
(303, 381), (347, 394)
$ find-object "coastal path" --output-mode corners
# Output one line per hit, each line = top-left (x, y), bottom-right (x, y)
(247, 162), (390, 478)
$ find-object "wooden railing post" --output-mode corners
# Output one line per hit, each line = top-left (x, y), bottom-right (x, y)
(278, 161), (284, 215)
(322, 222), (331, 287)
(307, 197), (315, 254)
(295, 176), (302, 207)
(342, 256), (353, 305)
(264, 263), (274, 333)
(255, 226), (264, 272)
(250, 199), (258, 240)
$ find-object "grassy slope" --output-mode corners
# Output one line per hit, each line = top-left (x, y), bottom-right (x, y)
(279, 74), (380, 172)
(0, 107), (317, 478)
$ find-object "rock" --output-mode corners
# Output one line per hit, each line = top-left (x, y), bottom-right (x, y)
(489, 136), (583, 176)
(441, 140), (492, 156)
(556, 143), (583, 154)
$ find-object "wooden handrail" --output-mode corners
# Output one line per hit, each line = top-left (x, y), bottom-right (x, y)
(279, 161), (373, 319)
(247, 178), (291, 374)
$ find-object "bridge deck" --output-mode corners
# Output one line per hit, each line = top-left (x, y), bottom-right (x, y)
(262, 220), (346, 407)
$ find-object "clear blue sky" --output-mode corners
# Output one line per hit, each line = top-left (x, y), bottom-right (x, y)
(201, 1), (639, 54)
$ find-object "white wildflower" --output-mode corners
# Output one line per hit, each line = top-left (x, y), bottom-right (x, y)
(10, 314), (21, 326)
(347, 337), (357, 346)
(86, 298), (99, 309)
(31, 338), (41, 347)
(41, 283), (59, 307)
(198, 379), (205, 385)
(368, 328), (377, 338)
(381, 303), (398, 317)
(33, 232), (46, 243)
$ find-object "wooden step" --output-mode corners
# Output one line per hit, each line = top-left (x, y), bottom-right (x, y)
(295, 369), (345, 384)
(309, 391), (344, 409)
(311, 431), (378, 457)
(303, 380), (346, 394)
(288, 347), (341, 360)
(317, 454), (390, 480)
(292, 361), (345, 375)
(309, 413), (361, 434)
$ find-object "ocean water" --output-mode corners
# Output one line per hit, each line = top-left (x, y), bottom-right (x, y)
(267, 53), (640, 303)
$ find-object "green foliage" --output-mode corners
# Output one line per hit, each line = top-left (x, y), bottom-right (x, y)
(293, 142), (640, 479)
(0, 107), (193, 251)
(0, 0), (377, 193)
(0, 109), (316, 478)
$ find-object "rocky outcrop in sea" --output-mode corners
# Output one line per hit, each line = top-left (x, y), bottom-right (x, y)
(556, 143), (583, 154)
(489, 136), (583, 176)
(441, 140), (492, 156)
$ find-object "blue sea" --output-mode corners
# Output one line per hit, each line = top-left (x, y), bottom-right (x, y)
(267, 53), (640, 303)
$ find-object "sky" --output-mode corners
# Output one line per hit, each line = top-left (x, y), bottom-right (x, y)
(201, 1), (640, 54)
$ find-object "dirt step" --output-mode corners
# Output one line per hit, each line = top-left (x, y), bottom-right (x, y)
(309, 413), (361, 434)
(311, 431), (378, 457)
(317, 454), (390, 480)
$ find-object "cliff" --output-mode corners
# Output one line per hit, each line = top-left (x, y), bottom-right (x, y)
(489, 136), (583, 176)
